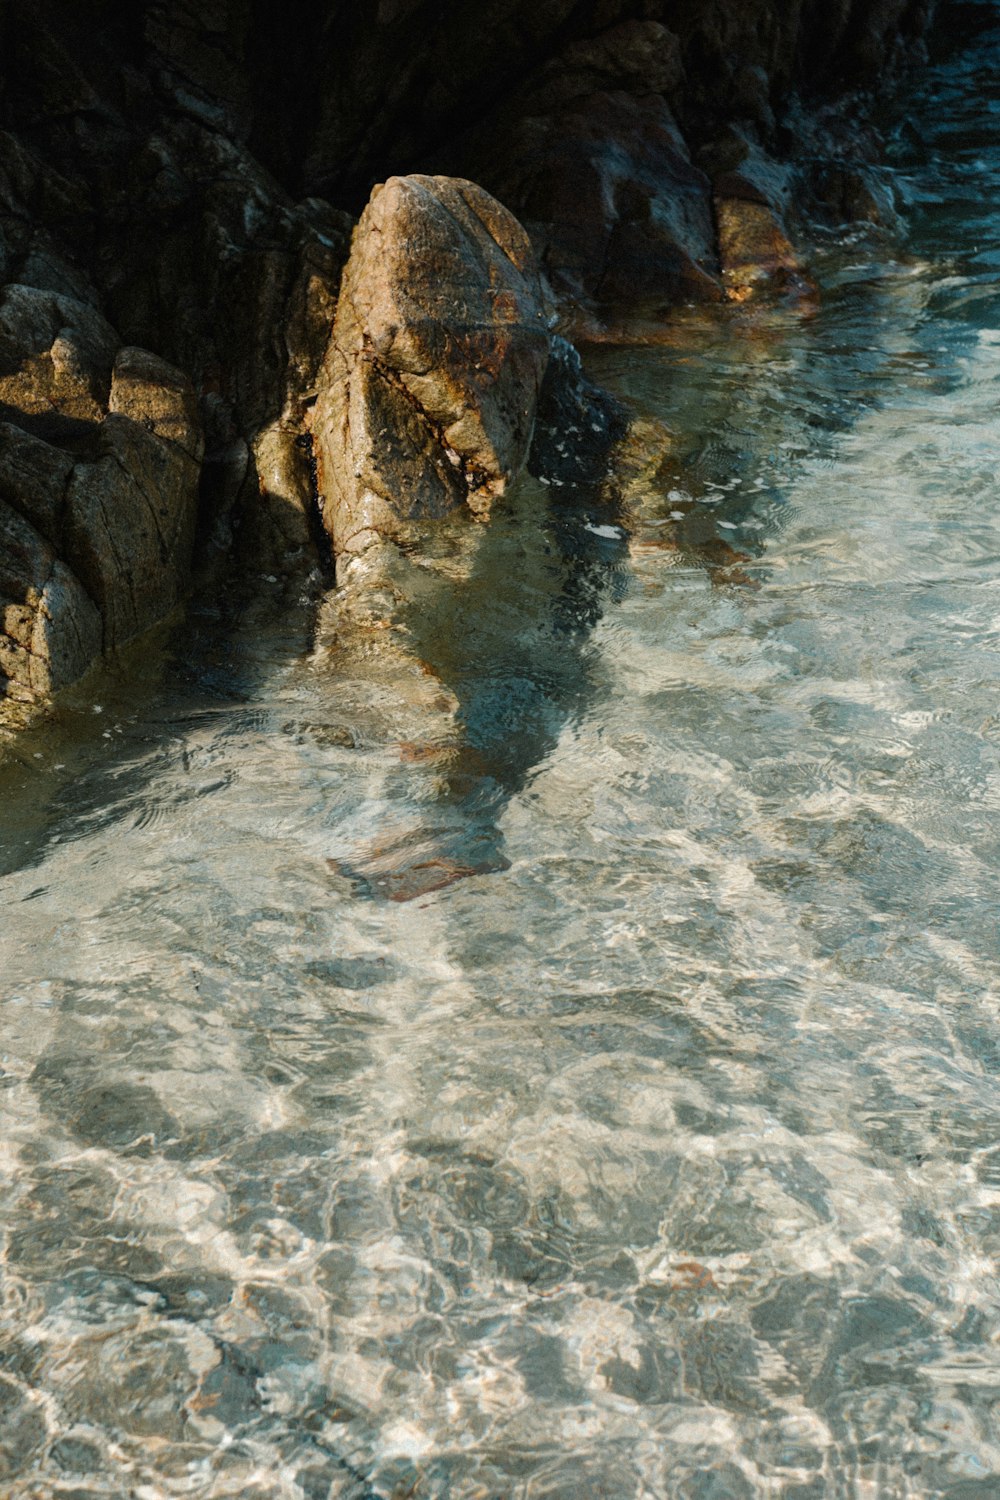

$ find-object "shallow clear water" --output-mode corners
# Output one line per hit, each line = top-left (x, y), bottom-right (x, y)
(3, 10), (1000, 1498)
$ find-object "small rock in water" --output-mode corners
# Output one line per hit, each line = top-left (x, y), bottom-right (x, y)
(328, 851), (510, 902)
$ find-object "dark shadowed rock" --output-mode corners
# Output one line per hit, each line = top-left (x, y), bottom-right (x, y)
(471, 90), (723, 327)
(528, 336), (630, 490)
(311, 175), (550, 566)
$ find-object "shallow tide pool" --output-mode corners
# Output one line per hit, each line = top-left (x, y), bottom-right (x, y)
(2, 6), (1000, 1497)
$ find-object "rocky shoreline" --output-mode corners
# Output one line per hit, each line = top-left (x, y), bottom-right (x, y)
(0, 0), (932, 726)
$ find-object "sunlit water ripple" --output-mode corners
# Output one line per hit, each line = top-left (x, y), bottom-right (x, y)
(2, 7), (1000, 1497)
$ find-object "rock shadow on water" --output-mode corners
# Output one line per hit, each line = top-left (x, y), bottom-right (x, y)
(318, 459), (635, 902)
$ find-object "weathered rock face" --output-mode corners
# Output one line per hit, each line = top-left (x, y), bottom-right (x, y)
(312, 176), (550, 564)
(0, 7), (354, 717)
(0, 287), (203, 709)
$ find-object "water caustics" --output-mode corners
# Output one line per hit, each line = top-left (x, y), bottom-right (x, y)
(2, 6), (1000, 1497)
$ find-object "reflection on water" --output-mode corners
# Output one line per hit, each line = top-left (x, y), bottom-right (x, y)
(4, 6), (1000, 1496)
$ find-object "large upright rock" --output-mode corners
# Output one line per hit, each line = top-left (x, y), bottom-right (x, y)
(311, 175), (550, 565)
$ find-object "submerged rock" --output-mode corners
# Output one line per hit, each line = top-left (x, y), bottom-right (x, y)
(715, 196), (808, 301)
(311, 175), (550, 566)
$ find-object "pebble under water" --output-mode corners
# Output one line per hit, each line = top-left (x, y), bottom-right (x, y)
(3, 7), (1000, 1497)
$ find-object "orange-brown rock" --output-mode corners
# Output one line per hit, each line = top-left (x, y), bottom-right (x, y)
(311, 175), (550, 567)
(715, 196), (809, 302)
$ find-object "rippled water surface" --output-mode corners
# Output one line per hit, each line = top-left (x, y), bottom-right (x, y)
(4, 10), (1000, 1498)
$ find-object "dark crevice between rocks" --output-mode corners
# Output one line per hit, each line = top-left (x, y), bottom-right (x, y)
(295, 423), (335, 579)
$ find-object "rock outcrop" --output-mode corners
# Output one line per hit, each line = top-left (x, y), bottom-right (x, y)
(311, 176), (550, 566)
(0, 285), (202, 710)
(0, 0), (933, 720)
